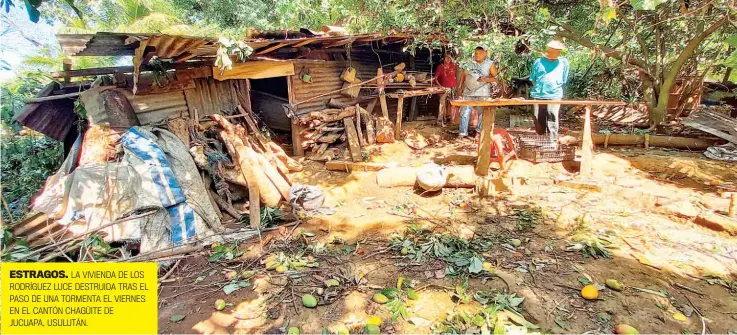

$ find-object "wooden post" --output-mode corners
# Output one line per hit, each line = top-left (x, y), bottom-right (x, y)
(62, 58), (73, 83)
(408, 97), (418, 121)
(580, 104), (593, 176)
(344, 117), (362, 162)
(475, 107), (495, 176)
(729, 194), (736, 218)
(377, 68), (389, 119)
(291, 120), (305, 157)
(394, 97), (405, 138)
(438, 91), (448, 125)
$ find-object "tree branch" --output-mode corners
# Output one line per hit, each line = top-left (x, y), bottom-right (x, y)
(556, 24), (654, 80)
(657, 15), (731, 106)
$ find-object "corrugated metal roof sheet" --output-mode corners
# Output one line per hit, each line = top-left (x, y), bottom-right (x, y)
(58, 31), (447, 60)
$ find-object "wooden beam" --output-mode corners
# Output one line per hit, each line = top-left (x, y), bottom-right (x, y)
(256, 42), (290, 55)
(344, 117), (362, 162)
(365, 98), (378, 114)
(408, 97), (418, 121)
(292, 38), (318, 48)
(475, 107), (495, 176)
(386, 87), (447, 98)
(377, 68), (389, 119)
(291, 120), (305, 157)
(322, 38), (354, 49)
(450, 98), (625, 107)
(395, 97), (404, 138)
(50, 62), (212, 79)
(213, 60), (295, 80)
(580, 105), (593, 176)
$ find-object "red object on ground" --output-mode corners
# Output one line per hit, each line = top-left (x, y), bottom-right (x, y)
(476, 128), (518, 170)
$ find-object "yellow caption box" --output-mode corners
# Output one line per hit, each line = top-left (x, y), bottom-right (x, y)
(2, 262), (157, 334)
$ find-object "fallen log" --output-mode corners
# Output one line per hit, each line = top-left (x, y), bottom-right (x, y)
(268, 142), (303, 172)
(695, 211), (737, 236)
(376, 166), (476, 188)
(301, 107), (357, 124)
(209, 190), (243, 219)
(190, 145), (247, 187)
(254, 150), (291, 200)
(565, 132), (723, 150)
(213, 115), (282, 207)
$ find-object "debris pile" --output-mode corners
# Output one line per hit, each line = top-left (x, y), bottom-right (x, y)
(297, 99), (395, 162)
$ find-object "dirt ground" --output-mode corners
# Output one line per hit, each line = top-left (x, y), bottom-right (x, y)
(158, 116), (737, 334)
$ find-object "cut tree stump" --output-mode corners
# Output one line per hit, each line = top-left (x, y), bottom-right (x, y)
(343, 117), (362, 162)
(475, 107), (495, 176)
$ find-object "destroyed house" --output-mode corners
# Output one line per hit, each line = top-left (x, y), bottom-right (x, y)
(12, 29), (452, 258)
(18, 30), (451, 158)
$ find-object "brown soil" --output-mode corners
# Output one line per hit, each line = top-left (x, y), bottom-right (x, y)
(158, 121), (737, 334)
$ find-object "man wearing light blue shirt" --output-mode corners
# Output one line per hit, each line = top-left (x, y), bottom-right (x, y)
(529, 40), (569, 145)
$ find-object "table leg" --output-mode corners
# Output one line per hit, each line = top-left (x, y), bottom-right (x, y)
(580, 104), (593, 176)
(395, 97), (404, 138)
(475, 106), (495, 176)
(438, 92), (448, 125)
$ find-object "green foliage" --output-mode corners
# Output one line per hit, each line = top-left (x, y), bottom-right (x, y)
(1, 227), (39, 261)
(0, 136), (63, 221)
(208, 241), (245, 262)
(80, 233), (118, 260)
(630, 0), (669, 11)
(390, 224), (499, 275)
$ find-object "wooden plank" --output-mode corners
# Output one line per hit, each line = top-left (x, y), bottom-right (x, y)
(291, 120), (306, 157)
(365, 114), (376, 145)
(475, 107), (495, 176)
(408, 96), (418, 121)
(356, 107), (366, 147)
(213, 61), (295, 80)
(386, 87), (447, 98)
(394, 97), (404, 138)
(377, 68), (389, 119)
(580, 105), (593, 176)
(682, 120), (737, 144)
(292, 38), (318, 48)
(344, 117), (362, 162)
(256, 42), (290, 55)
(450, 98), (625, 107)
(325, 160), (386, 172)
(365, 98), (378, 114)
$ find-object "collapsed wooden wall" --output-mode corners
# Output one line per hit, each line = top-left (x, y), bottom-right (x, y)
(184, 78), (250, 117)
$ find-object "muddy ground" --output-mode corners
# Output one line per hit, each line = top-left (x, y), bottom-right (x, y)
(158, 112), (737, 334)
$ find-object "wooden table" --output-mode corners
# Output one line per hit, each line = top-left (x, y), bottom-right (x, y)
(387, 87), (449, 137)
(450, 98), (625, 177)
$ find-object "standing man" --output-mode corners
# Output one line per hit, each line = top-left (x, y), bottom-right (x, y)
(456, 46), (498, 138)
(529, 40), (569, 146)
(433, 52), (457, 126)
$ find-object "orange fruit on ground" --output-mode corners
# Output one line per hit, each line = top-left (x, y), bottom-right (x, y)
(581, 285), (599, 300)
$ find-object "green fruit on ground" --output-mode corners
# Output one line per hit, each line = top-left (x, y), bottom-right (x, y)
(614, 324), (639, 334)
(241, 270), (255, 279)
(366, 316), (382, 326)
(372, 293), (389, 304)
(472, 314), (486, 327)
(365, 324), (381, 334)
(400, 247), (408, 255)
(331, 324), (350, 335)
(406, 289), (418, 300)
(288, 327), (300, 334)
(302, 294), (318, 308)
(606, 279), (623, 291)
(265, 261), (279, 270)
(510, 239), (522, 247)
(215, 299), (226, 311)
(275, 265), (287, 273)
(325, 279), (340, 287)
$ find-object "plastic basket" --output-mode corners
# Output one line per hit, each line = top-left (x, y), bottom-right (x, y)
(512, 132), (575, 163)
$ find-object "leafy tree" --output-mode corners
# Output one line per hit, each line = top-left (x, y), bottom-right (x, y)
(541, 0), (736, 126)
